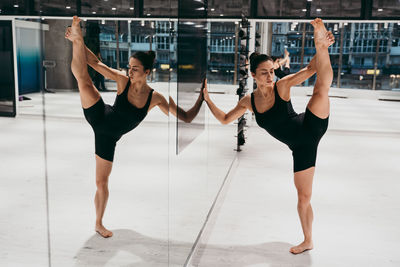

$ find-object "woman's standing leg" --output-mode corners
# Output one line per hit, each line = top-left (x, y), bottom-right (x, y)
(290, 167), (315, 254)
(290, 18), (334, 254)
(95, 155), (113, 237)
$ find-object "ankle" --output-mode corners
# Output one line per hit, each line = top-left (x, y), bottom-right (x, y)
(304, 238), (313, 244)
(73, 38), (84, 44)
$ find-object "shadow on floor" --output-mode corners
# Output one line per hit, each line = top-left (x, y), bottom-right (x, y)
(74, 229), (311, 267)
(192, 241), (312, 267)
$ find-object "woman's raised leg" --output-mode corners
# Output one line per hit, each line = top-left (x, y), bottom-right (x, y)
(307, 18), (334, 119)
(67, 16), (100, 109)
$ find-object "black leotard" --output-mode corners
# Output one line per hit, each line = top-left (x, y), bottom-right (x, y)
(83, 79), (154, 162)
(251, 83), (328, 172)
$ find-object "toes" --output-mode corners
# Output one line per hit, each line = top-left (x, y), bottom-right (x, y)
(290, 247), (302, 254)
(72, 16), (81, 24)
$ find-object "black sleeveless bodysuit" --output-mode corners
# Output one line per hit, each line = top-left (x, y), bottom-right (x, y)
(251, 83), (329, 172)
(83, 79), (154, 162)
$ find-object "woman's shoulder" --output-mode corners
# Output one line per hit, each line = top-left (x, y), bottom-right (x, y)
(116, 76), (130, 94)
(238, 93), (252, 108)
(150, 89), (167, 102)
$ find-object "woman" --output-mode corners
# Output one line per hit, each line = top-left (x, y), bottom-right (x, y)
(65, 16), (204, 238)
(203, 18), (334, 254)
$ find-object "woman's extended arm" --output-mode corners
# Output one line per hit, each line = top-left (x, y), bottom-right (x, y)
(152, 91), (169, 116)
(277, 55), (316, 88)
(278, 31), (334, 90)
(85, 46), (129, 93)
(203, 80), (249, 125)
(85, 46), (126, 81)
(152, 88), (204, 122)
(169, 88), (204, 123)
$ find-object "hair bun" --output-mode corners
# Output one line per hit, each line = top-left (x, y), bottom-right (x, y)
(249, 52), (260, 62)
(249, 53), (273, 73)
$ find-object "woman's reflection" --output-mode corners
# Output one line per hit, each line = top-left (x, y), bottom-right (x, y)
(65, 16), (204, 238)
(169, 79), (205, 123)
(65, 16), (170, 238)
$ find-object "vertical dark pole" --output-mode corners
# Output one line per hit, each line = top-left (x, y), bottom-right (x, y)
(361, 0), (372, 20)
(85, 21), (100, 80)
(305, 1), (312, 18)
(135, 0), (144, 17)
(250, 0), (257, 18)
(25, 0), (35, 15)
(76, 0), (81, 16)
(176, 0), (208, 154)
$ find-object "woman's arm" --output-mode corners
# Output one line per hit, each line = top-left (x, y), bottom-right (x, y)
(152, 81), (205, 121)
(203, 80), (249, 125)
(85, 46), (126, 81)
(277, 55), (316, 88)
(152, 91), (169, 116)
(169, 88), (204, 123)
(278, 32), (334, 90)
(283, 55), (290, 69)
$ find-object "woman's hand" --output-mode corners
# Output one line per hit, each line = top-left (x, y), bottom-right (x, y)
(326, 31), (335, 47)
(202, 78), (210, 103)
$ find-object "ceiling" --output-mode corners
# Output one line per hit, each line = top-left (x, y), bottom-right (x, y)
(0, 0), (399, 19)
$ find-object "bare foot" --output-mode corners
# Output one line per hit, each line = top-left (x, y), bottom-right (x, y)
(95, 224), (113, 238)
(311, 18), (331, 49)
(290, 240), (313, 254)
(65, 16), (83, 42)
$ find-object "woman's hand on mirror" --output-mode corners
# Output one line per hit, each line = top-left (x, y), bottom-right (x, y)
(203, 78), (210, 103)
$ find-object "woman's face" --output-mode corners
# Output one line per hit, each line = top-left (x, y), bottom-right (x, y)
(252, 60), (275, 86)
(128, 57), (149, 81)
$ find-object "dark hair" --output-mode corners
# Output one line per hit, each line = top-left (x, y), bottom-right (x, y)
(249, 52), (273, 73)
(131, 51), (156, 71)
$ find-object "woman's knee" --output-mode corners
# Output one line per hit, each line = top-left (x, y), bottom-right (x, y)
(297, 192), (312, 205)
(96, 178), (109, 191)
(314, 80), (331, 93)
(71, 65), (90, 82)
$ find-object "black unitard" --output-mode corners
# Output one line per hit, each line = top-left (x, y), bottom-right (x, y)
(251, 83), (328, 172)
(83, 79), (154, 162)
